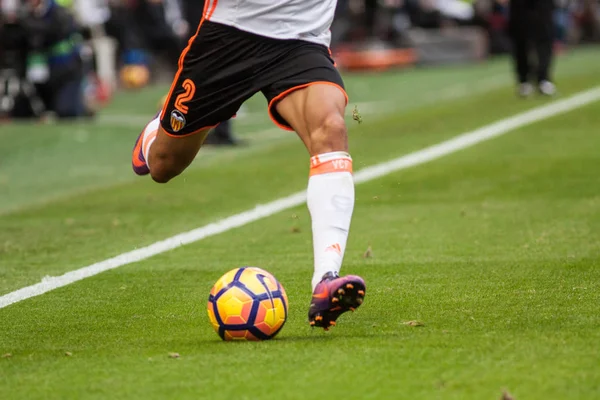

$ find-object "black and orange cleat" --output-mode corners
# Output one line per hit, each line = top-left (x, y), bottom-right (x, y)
(308, 272), (366, 330)
(132, 111), (161, 176)
(132, 129), (150, 176)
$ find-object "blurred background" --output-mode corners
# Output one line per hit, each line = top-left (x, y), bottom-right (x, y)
(1, 0), (599, 125)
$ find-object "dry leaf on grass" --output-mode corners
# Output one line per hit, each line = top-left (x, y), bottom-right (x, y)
(501, 390), (515, 400)
(65, 352), (72, 357)
(362, 246), (373, 258)
(168, 352), (180, 359)
(403, 320), (425, 327)
(2, 353), (12, 358)
(290, 214), (301, 233)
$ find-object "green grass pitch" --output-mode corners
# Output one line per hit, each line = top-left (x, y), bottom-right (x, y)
(1, 49), (600, 399)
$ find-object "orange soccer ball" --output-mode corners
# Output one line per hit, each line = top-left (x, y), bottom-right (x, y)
(120, 64), (150, 89)
(207, 267), (288, 341)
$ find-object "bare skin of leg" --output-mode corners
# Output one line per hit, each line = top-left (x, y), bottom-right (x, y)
(274, 84), (348, 156)
(148, 127), (211, 183)
(148, 84), (345, 183)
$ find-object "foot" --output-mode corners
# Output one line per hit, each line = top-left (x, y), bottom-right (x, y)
(538, 80), (556, 96)
(308, 272), (366, 330)
(517, 82), (534, 98)
(132, 130), (150, 175)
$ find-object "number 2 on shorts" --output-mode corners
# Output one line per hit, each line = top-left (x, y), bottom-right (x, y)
(174, 79), (196, 114)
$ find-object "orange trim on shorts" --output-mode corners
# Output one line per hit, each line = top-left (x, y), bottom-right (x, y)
(309, 157), (353, 176)
(267, 81), (349, 132)
(162, 123), (219, 139)
(160, 1), (210, 121)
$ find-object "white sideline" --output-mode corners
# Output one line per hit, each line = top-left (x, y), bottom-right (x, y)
(1, 86), (600, 310)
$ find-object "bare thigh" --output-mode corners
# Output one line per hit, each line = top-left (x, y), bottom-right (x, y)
(274, 83), (348, 156)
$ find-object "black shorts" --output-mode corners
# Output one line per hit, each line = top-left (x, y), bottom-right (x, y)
(160, 20), (346, 137)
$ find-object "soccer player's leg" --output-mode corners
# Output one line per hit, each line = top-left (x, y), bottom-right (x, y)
(131, 20), (255, 183)
(534, 1), (556, 96)
(509, 1), (534, 97)
(132, 113), (211, 183)
(270, 82), (365, 330)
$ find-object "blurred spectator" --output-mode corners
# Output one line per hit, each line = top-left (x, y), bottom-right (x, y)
(554, 0), (572, 48)
(2, 0), (600, 122)
(1, 0), (90, 119)
(24, 0), (89, 118)
(572, 0), (600, 42)
(134, 0), (188, 66)
(1, 0), (33, 118)
(73, 0), (187, 85)
(473, 0), (511, 54)
(509, 0), (556, 96)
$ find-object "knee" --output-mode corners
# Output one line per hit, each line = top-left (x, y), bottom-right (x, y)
(310, 113), (348, 154)
(149, 152), (182, 183)
(150, 170), (173, 184)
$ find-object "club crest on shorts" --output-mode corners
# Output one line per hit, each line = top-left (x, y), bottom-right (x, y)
(170, 110), (186, 132)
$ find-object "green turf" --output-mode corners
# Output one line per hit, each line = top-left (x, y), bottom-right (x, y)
(1, 49), (600, 399)
(1, 61), (599, 296)
(1, 49), (599, 215)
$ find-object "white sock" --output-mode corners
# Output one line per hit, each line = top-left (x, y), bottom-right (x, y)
(307, 151), (355, 290)
(141, 116), (160, 168)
